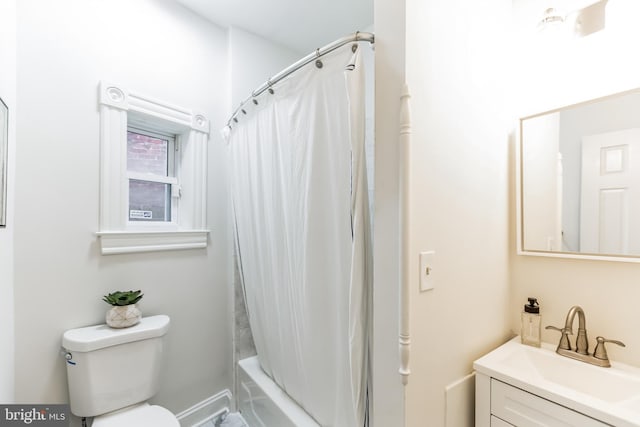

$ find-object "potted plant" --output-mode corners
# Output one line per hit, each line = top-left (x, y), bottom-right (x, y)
(103, 290), (143, 328)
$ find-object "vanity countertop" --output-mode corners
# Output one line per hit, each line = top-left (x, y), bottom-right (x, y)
(474, 337), (640, 427)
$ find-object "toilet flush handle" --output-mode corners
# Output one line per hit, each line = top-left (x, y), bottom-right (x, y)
(60, 348), (75, 365)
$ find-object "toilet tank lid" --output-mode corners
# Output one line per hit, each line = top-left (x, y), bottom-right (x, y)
(62, 315), (170, 352)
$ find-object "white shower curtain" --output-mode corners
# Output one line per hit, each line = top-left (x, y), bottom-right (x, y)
(227, 45), (371, 427)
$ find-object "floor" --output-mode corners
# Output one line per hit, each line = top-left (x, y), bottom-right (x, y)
(197, 412), (248, 427)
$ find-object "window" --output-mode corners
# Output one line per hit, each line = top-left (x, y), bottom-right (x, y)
(127, 127), (176, 223)
(97, 82), (210, 255)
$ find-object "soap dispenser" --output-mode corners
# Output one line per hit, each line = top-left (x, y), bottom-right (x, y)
(521, 297), (541, 347)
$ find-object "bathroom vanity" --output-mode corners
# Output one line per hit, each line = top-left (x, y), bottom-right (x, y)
(474, 338), (640, 427)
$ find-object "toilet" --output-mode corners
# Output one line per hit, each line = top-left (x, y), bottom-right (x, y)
(62, 315), (179, 427)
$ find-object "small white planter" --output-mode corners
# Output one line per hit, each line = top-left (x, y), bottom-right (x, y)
(106, 304), (141, 328)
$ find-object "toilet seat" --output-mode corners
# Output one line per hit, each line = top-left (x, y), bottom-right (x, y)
(91, 402), (179, 427)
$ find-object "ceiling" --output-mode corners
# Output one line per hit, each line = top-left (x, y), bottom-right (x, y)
(175, 0), (373, 54)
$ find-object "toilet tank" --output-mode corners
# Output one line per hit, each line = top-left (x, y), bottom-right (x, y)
(62, 315), (170, 417)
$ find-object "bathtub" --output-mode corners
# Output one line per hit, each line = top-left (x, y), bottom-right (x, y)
(238, 356), (320, 427)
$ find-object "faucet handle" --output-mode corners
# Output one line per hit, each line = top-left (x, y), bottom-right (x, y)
(593, 336), (626, 362)
(546, 325), (571, 350)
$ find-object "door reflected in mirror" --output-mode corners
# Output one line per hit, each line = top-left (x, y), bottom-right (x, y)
(519, 89), (640, 259)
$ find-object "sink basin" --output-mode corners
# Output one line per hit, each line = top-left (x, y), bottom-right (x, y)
(500, 342), (640, 402)
(474, 337), (640, 426)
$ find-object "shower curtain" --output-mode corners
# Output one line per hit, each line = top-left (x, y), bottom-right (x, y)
(227, 44), (371, 427)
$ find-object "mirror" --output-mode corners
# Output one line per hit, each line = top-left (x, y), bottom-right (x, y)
(519, 88), (640, 260)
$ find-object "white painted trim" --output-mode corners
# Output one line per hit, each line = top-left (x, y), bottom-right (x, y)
(99, 82), (210, 134)
(398, 83), (411, 385)
(96, 230), (208, 255)
(175, 389), (232, 427)
(99, 104), (128, 232)
(98, 81), (210, 255)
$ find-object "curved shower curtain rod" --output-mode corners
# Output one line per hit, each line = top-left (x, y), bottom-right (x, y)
(225, 31), (375, 129)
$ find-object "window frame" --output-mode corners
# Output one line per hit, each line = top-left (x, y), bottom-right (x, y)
(97, 81), (210, 255)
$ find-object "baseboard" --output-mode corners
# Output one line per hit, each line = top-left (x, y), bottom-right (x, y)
(176, 389), (232, 427)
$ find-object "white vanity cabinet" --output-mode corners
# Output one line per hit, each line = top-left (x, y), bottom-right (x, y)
(476, 373), (609, 426)
(473, 338), (640, 427)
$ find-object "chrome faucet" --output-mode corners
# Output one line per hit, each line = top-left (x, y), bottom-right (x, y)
(546, 305), (625, 368)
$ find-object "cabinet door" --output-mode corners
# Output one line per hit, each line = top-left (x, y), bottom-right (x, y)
(491, 379), (609, 426)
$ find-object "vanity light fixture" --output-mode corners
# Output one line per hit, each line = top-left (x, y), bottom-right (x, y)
(537, 0), (609, 36)
(537, 7), (565, 30)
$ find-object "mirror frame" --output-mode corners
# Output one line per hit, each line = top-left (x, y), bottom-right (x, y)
(516, 88), (640, 263)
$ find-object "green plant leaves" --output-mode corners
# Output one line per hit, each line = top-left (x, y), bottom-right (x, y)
(102, 290), (144, 306)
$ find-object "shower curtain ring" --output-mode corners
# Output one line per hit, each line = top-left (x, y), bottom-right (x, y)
(315, 48), (323, 69)
(267, 79), (274, 95)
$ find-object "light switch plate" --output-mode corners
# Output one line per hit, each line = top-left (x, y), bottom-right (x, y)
(419, 250), (435, 292)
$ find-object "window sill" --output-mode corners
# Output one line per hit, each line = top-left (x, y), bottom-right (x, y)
(96, 230), (209, 255)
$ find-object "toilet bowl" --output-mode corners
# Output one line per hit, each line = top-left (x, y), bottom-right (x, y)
(62, 315), (179, 426)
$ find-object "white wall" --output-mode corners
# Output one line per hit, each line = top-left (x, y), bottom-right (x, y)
(404, 0), (513, 425)
(511, 0), (640, 367)
(371, 0), (405, 425)
(0, 0), (16, 404)
(228, 27), (301, 108)
(14, 0), (231, 421)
